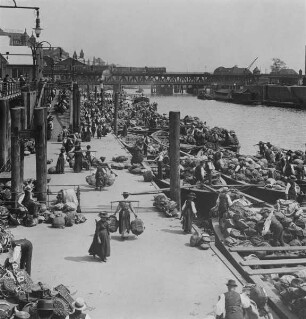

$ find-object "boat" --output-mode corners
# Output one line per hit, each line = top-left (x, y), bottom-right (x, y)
(213, 89), (233, 102)
(232, 89), (261, 105)
(150, 173), (300, 319)
(221, 173), (286, 204)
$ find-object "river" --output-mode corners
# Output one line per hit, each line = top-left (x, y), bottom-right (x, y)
(145, 93), (306, 155)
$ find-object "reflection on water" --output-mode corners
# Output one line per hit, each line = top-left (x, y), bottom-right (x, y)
(150, 94), (306, 155)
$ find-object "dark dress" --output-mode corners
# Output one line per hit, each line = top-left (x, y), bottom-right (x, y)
(115, 201), (133, 237)
(56, 153), (65, 174)
(88, 220), (110, 261)
(181, 200), (196, 233)
(224, 291), (243, 319)
(95, 166), (106, 189)
(73, 146), (83, 173)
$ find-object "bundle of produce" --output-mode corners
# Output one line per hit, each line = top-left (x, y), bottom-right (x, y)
(112, 155), (128, 162)
(104, 172), (116, 187)
(48, 166), (57, 174)
(130, 217), (145, 236)
(111, 163), (125, 170)
(153, 194), (178, 217)
(108, 215), (119, 233)
(143, 170), (153, 182)
(85, 174), (96, 186)
(271, 272), (306, 319)
(128, 164), (145, 175)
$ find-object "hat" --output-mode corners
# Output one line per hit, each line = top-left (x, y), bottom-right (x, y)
(72, 297), (86, 311)
(60, 146), (65, 151)
(100, 156), (106, 161)
(15, 311), (30, 319)
(24, 184), (33, 192)
(187, 192), (196, 199)
(37, 299), (54, 311)
(98, 211), (108, 218)
(289, 175), (297, 181)
(266, 142), (272, 147)
(226, 279), (238, 287)
(220, 187), (229, 193)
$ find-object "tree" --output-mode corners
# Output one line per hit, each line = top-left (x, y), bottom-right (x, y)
(270, 58), (287, 73)
(79, 49), (84, 59)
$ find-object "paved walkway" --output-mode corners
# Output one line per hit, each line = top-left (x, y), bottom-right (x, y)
(0, 120), (246, 318)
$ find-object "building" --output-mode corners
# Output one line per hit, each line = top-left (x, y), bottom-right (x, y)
(0, 36), (35, 80)
(0, 28), (30, 46)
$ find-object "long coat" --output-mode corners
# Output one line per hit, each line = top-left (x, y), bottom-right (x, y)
(88, 220), (110, 260)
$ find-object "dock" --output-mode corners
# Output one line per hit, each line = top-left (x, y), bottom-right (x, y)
(0, 123), (257, 318)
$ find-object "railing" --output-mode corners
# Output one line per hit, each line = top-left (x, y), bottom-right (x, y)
(0, 82), (21, 97)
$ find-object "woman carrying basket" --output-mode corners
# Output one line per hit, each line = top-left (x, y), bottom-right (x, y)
(114, 192), (136, 240)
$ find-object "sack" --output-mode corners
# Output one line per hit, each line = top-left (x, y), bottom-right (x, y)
(190, 234), (201, 247)
(65, 212), (76, 227)
(48, 166), (57, 174)
(143, 170), (154, 182)
(74, 213), (87, 224)
(130, 218), (144, 236)
(52, 216), (65, 228)
(249, 285), (268, 309)
(108, 215), (119, 233)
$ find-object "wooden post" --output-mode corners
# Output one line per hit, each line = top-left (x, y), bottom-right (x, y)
(10, 107), (23, 206)
(34, 107), (47, 203)
(72, 83), (80, 133)
(114, 92), (119, 136)
(169, 111), (181, 211)
(20, 107), (26, 186)
(94, 86), (97, 101)
(157, 161), (163, 180)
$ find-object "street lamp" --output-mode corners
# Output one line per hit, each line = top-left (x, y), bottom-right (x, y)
(28, 37), (51, 82)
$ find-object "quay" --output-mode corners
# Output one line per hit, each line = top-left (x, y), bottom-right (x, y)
(0, 116), (248, 318)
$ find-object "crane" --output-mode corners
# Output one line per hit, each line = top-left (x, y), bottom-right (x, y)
(246, 57), (258, 71)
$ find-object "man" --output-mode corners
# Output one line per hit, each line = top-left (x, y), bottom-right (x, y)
(285, 175), (300, 201)
(215, 280), (250, 319)
(8, 239), (33, 275)
(205, 156), (215, 184)
(194, 160), (205, 183)
(65, 297), (91, 319)
(214, 187), (234, 221)
(262, 209), (285, 246)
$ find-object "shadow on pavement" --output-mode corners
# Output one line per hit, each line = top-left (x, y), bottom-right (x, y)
(160, 228), (186, 235)
(110, 235), (138, 241)
(64, 255), (100, 263)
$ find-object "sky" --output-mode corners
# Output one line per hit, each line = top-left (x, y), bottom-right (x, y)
(0, 0), (305, 72)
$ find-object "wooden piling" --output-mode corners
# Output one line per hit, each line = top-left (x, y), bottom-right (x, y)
(20, 107), (25, 185)
(94, 86), (97, 101)
(169, 111), (181, 211)
(34, 107), (47, 203)
(114, 92), (119, 136)
(10, 107), (23, 205)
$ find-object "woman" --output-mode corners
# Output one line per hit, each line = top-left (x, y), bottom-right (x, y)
(88, 211), (110, 262)
(180, 192), (197, 233)
(56, 146), (66, 174)
(69, 140), (83, 173)
(114, 192), (136, 240)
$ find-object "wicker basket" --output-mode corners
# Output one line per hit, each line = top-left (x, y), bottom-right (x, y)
(108, 215), (119, 233)
(53, 297), (70, 317)
(130, 218), (145, 236)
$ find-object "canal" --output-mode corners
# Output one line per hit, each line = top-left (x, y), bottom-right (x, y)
(150, 93), (306, 155)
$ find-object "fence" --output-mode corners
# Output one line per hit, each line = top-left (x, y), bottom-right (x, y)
(0, 82), (20, 97)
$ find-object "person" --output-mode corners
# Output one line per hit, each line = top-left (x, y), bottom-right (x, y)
(65, 297), (91, 319)
(69, 140), (83, 173)
(88, 212), (110, 262)
(2, 74), (10, 95)
(205, 156), (215, 184)
(95, 157), (116, 191)
(114, 192), (136, 240)
(84, 145), (93, 170)
(122, 122), (128, 137)
(62, 126), (69, 139)
(215, 280), (250, 319)
(194, 160), (205, 183)
(56, 147), (66, 174)
(214, 187), (234, 222)
(19, 74), (26, 88)
(257, 141), (266, 157)
(234, 159), (247, 175)
(18, 184), (40, 218)
(180, 192), (197, 233)
(264, 142), (275, 163)
(96, 123), (102, 139)
(285, 175), (300, 201)
(7, 239), (33, 275)
(262, 208), (284, 246)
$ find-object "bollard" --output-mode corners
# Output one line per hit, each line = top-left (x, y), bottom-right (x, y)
(34, 107), (47, 203)
(169, 111), (181, 211)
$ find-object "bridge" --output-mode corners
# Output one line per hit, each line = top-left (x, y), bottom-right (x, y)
(101, 72), (255, 86)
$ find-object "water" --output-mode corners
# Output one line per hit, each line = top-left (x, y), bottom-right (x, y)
(148, 93), (306, 155)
